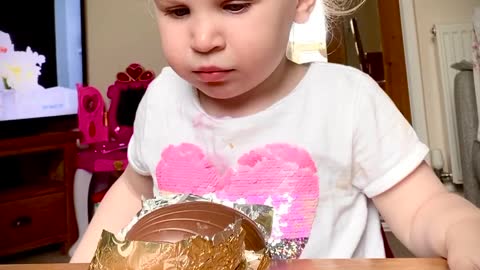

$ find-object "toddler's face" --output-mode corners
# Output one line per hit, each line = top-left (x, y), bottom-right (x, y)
(154, 0), (302, 100)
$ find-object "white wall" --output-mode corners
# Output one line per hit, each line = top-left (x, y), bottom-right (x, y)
(412, 0), (477, 171)
(85, 0), (167, 95)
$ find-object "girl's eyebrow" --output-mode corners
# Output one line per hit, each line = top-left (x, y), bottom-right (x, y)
(155, 0), (185, 8)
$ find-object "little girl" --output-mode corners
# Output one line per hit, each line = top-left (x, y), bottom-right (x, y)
(71, 0), (480, 268)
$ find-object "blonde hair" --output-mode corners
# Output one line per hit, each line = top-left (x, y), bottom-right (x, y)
(322, 0), (366, 17)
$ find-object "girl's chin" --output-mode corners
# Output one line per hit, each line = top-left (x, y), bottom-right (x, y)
(195, 86), (250, 101)
(197, 91), (244, 101)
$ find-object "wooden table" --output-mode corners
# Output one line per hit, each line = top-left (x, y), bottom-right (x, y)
(0, 258), (449, 269)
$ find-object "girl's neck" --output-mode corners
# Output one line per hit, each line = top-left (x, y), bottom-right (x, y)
(197, 58), (309, 118)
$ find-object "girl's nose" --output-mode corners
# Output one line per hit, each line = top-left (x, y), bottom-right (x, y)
(190, 18), (226, 54)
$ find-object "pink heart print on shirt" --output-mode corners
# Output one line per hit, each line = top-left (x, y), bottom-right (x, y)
(155, 143), (319, 240)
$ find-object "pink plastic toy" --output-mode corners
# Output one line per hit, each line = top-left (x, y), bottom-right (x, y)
(70, 63), (154, 256)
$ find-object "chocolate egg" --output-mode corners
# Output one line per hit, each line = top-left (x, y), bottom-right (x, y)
(125, 201), (266, 251)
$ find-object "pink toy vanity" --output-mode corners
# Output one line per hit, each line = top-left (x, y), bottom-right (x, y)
(69, 64), (154, 255)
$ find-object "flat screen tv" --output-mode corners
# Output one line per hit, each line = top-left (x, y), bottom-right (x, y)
(0, 0), (85, 137)
(0, 0), (85, 124)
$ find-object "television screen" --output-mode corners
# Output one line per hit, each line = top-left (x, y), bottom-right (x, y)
(0, 0), (84, 121)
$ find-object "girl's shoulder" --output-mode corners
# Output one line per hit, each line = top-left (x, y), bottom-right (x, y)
(142, 66), (193, 103)
(304, 62), (384, 98)
(148, 66), (191, 92)
(308, 62), (375, 84)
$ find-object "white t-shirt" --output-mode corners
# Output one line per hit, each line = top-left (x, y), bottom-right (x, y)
(128, 62), (429, 258)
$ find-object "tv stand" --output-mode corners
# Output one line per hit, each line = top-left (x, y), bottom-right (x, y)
(0, 131), (78, 257)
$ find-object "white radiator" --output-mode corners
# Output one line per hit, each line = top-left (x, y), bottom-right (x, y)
(434, 23), (474, 184)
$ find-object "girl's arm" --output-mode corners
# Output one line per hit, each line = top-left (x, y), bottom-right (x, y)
(69, 165), (153, 263)
(373, 161), (480, 265)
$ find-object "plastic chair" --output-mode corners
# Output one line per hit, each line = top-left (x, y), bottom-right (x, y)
(69, 63), (154, 256)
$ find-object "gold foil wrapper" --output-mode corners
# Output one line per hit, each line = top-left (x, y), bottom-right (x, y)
(233, 203), (274, 239)
(89, 220), (271, 270)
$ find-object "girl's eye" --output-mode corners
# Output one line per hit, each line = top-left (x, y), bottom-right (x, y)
(223, 3), (250, 13)
(166, 7), (190, 17)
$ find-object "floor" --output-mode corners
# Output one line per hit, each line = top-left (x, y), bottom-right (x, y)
(0, 232), (413, 265)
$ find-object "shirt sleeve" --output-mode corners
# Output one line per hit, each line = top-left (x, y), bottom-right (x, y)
(351, 73), (430, 198)
(127, 83), (152, 176)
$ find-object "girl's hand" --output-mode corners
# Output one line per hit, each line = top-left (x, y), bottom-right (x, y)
(446, 217), (480, 270)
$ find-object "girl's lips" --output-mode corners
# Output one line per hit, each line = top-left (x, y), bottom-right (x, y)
(193, 68), (233, 82)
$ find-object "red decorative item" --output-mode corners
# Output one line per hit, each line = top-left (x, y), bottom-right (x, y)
(116, 72), (131, 82)
(116, 63), (155, 82)
(82, 94), (99, 113)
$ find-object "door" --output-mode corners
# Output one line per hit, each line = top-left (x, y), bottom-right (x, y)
(327, 0), (412, 123)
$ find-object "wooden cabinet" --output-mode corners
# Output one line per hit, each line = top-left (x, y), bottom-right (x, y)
(0, 131), (78, 257)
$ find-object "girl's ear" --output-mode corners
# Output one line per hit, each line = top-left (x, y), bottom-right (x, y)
(295, 0), (316, 24)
